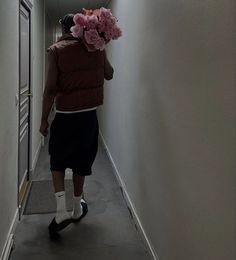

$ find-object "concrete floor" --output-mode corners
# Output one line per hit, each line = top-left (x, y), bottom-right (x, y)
(10, 133), (151, 260)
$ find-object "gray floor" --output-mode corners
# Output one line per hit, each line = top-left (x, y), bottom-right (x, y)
(10, 134), (151, 260)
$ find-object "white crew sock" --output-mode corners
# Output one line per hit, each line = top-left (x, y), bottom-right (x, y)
(71, 195), (83, 219)
(55, 191), (70, 224)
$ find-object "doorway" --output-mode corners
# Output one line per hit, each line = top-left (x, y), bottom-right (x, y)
(18, 1), (32, 215)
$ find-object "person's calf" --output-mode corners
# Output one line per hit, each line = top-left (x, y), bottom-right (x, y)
(72, 173), (85, 196)
(52, 170), (66, 192)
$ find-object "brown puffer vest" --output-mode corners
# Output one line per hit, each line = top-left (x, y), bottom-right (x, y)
(46, 33), (105, 111)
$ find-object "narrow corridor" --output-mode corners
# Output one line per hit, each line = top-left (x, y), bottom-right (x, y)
(1, 0), (235, 259)
(9, 133), (151, 260)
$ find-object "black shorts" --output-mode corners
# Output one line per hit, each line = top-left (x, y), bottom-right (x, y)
(48, 110), (99, 176)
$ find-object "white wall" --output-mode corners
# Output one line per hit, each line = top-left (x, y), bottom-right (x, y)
(0, 0), (45, 256)
(45, 14), (54, 51)
(0, 0), (19, 256)
(45, 12), (55, 74)
(31, 0), (45, 171)
(98, 0), (236, 259)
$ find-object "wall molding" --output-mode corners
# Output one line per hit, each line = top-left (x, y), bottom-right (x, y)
(0, 209), (19, 260)
(99, 131), (159, 260)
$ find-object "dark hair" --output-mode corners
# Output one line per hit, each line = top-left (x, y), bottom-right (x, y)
(59, 14), (75, 33)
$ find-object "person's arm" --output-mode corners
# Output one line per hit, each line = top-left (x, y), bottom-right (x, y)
(40, 48), (59, 137)
(104, 50), (114, 80)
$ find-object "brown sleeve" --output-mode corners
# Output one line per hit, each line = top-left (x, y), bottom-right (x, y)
(104, 50), (114, 80)
(43, 47), (59, 98)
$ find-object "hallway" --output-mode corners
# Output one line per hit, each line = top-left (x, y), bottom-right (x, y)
(0, 0), (235, 259)
(9, 135), (150, 260)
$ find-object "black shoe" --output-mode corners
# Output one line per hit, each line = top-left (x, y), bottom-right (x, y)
(71, 200), (88, 223)
(48, 217), (72, 236)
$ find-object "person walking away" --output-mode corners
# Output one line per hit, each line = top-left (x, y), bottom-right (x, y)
(39, 13), (114, 237)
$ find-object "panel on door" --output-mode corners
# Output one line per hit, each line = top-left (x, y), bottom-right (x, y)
(19, 4), (31, 208)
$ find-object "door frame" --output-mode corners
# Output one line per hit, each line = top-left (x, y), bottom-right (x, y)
(18, 0), (33, 219)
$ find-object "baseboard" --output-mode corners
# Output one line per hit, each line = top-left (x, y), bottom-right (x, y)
(0, 208), (19, 260)
(31, 138), (42, 173)
(99, 131), (159, 260)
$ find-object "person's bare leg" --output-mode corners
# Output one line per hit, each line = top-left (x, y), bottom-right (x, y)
(52, 171), (65, 192)
(72, 173), (85, 196)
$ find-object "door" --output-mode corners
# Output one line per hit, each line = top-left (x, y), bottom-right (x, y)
(18, 3), (31, 213)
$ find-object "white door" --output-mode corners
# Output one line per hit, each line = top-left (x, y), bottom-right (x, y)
(19, 3), (31, 211)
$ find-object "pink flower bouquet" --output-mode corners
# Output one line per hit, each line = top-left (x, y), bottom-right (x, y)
(70, 7), (122, 51)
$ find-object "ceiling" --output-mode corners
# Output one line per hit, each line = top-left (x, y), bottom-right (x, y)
(46, 0), (111, 26)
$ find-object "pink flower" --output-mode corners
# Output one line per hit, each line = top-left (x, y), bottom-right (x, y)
(86, 15), (99, 29)
(72, 7), (122, 51)
(104, 28), (113, 40)
(84, 29), (101, 45)
(95, 38), (105, 51)
(112, 26), (122, 40)
(101, 14), (116, 26)
(70, 25), (84, 38)
(98, 20), (107, 32)
(98, 12), (118, 35)
(100, 7), (112, 19)
(109, 16), (117, 26)
(73, 13), (87, 26)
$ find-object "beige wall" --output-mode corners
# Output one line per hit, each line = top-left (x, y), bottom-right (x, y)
(0, 0), (19, 256)
(98, 0), (236, 259)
